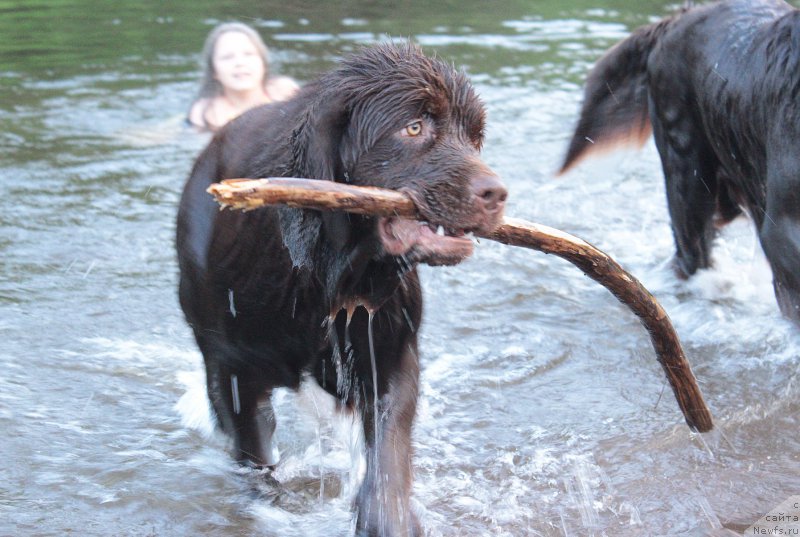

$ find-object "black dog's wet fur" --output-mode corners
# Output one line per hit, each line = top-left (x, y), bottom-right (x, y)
(177, 43), (501, 536)
(561, 0), (800, 323)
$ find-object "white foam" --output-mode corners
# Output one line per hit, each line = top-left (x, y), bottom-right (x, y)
(174, 369), (217, 439)
(249, 502), (354, 537)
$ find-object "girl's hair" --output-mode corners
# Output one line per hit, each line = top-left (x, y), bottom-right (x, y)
(196, 22), (271, 99)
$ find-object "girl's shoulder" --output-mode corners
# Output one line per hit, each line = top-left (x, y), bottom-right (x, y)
(266, 76), (300, 102)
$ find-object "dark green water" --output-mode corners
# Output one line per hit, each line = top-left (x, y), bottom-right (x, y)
(2, 2), (799, 536)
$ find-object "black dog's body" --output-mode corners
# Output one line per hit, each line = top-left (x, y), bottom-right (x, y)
(561, 0), (800, 322)
(177, 43), (505, 536)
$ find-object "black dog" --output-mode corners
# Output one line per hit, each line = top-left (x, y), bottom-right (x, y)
(560, 0), (800, 323)
(176, 42), (506, 536)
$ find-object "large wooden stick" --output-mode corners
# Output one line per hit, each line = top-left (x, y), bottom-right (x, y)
(208, 178), (713, 433)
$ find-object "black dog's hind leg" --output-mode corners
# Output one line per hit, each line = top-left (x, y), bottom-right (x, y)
(650, 104), (720, 278)
(199, 336), (279, 468)
(713, 172), (743, 228)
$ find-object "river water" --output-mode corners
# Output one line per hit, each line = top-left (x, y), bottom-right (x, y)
(2, 1), (798, 536)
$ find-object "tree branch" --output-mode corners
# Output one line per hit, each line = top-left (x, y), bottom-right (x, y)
(208, 177), (713, 432)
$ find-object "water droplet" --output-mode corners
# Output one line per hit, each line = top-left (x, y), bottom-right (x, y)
(228, 289), (237, 318)
(230, 374), (241, 415)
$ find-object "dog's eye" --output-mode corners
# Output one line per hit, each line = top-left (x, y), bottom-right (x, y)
(404, 121), (423, 137)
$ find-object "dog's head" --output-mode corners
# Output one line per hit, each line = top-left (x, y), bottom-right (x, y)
(283, 42), (506, 293)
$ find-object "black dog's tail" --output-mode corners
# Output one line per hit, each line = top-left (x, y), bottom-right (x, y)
(559, 17), (677, 174)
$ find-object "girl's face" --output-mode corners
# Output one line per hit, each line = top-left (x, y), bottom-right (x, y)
(212, 31), (266, 93)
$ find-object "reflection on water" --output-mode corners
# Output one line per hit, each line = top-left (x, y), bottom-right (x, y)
(2, 1), (799, 536)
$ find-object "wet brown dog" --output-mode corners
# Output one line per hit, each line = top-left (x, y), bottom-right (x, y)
(176, 42), (506, 536)
(561, 0), (800, 324)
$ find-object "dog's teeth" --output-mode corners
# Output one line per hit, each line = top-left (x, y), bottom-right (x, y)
(436, 225), (445, 236)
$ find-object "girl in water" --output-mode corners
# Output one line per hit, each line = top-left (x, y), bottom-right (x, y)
(188, 22), (298, 131)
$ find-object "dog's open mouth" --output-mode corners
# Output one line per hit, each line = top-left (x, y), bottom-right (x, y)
(378, 216), (475, 266)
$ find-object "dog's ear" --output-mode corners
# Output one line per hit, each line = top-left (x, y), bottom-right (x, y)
(291, 91), (349, 180)
(279, 89), (351, 269)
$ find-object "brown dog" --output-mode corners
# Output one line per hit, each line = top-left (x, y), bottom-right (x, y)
(561, 0), (800, 324)
(176, 42), (506, 536)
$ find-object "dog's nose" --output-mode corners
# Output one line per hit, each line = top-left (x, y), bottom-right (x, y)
(471, 174), (508, 213)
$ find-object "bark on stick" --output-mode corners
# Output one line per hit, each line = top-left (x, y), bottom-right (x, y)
(208, 177), (713, 432)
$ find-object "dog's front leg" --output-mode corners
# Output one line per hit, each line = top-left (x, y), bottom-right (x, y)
(354, 342), (421, 537)
(196, 334), (279, 468)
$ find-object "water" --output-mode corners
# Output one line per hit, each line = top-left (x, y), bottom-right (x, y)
(2, 1), (799, 535)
